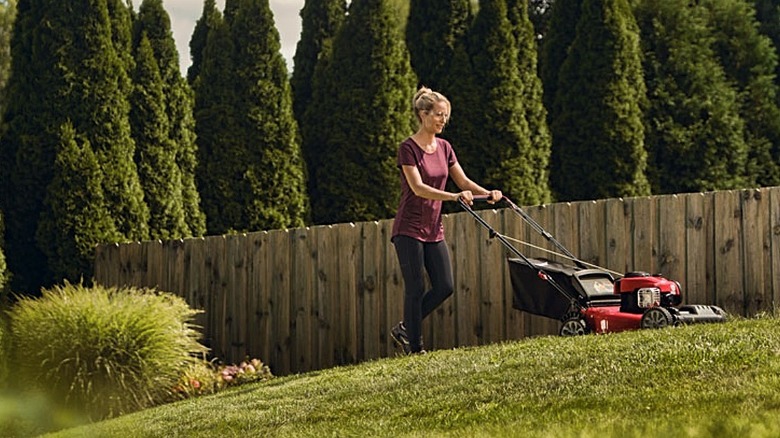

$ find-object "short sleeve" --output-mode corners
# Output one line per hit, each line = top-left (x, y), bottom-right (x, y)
(397, 140), (418, 167)
(442, 139), (457, 167)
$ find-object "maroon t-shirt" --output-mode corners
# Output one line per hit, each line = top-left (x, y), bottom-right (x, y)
(392, 137), (458, 242)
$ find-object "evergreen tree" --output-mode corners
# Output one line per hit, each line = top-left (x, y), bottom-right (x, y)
(550, 0), (649, 201)
(292, 0), (346, 219)
(130, 33), (188, 239)
(703, 0), (780, 187)
(632, 0), (749, 193)
(508, 0), (552, 203)
(193, 10), (243, 233)
(36, 123), (121, 283)
(230, 0), (307, 230)
(539, 0), (581, 123)
(291, 0), (346, 122)
(187, 0), (219, 84)
(0, 0), (148, 293)
(447, 0), (550, 205)
(310, 0), (416, 224)
(405, 0), (473, 90)
(196, 0), (307, 232)
(134, 0), (206, 236)
(754, 0), (780, 91)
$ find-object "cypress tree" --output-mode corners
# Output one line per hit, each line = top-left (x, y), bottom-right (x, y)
(291, 0), (346, 122)
(229, 0), (308, 230)
(193, 10), (243, 233)
(292, 0), (346, 219)
(134, 0), (206, 236)
(448, 0), (549, 205)
(508, 0), (552, 203)
(539, 0), (581, 123)
(311, 0), (416, 224)
(551, 0), (649, 201)
(36, 123), (121, 283)
(1, 0), (148, 293)
(130, 32), (188, 239)
(754, 0), (780, 91)
(703, 0), (780, 187)
(187, 0), (219, 84)
(405, 0), (473, 90)
(0, 0), (52, 292)
(633, 0), (749, 193)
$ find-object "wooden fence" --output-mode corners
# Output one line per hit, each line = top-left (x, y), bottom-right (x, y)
(94, 187), (780, 376)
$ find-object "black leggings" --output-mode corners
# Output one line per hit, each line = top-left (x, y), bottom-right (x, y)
(393, 235), (454, 351)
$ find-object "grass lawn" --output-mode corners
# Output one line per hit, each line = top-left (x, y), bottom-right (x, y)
(43, 315), (780, 437)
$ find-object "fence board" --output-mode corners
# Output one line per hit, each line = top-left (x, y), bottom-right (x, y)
(772, 188), (780, 310)
(480, 209), (505, 344)
(604, 198), (630, 274)
(146, 240), (163, 290)
(269, 229), (291, 375)
(317, 225), (337, 368)
(360, 222), (383, 361)
(228, 234), (248, 361)
(631, 196), (656, 273)
(714, 191), (743, 313)
(684, 194), (710, 305)
(337, 223), (359, 365)
(658, 195), (686, 290)
(454, 208), (481, 346)
(741, 189), (769, 314)
(578, 200), (605, 269)
(246, 231), (270, 366)
(291, 227), (314, 373)
(382, 219), (403, 357)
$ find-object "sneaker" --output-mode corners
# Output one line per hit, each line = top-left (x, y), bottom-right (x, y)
(391, 321), (411, 354)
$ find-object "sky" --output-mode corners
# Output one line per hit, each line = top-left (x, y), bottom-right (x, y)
(164, 0), (306, 74)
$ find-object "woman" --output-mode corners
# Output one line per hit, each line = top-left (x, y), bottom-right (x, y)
(390, 87), (502, 354)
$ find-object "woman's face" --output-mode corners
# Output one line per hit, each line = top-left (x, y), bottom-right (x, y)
(422, 101), (449, 134)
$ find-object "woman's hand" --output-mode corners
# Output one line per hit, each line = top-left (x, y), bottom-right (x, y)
(487, 190), (503, 204)
(454, 190), (473, 205)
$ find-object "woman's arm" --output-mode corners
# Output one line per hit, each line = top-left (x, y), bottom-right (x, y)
(449, 162), (502, 203)
(401, 165), (463, 202)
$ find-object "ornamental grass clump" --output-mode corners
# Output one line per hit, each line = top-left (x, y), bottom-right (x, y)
(9, 282), (207, 419)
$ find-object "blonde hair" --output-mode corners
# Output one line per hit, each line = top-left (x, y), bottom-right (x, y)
(412, 86), (451, 124)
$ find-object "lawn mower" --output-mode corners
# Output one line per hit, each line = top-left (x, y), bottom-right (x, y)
(459, 196), (727, 336)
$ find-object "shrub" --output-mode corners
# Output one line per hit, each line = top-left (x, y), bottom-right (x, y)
(172, 357), (274, 399)
(9, 282), (207, 419)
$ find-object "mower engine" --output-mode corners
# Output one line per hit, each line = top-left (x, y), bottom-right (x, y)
(614, 271), (682, 314)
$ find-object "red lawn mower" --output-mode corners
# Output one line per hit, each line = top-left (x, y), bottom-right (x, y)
(459, 196), (727, 336)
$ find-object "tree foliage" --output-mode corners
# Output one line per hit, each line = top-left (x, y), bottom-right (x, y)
(550, 0), (649, 201)
(632, 0), (749, 193)
(0, 0), (148, 293)
(447, 0), (551, 205)
(195, 0), (307, 233)
(292, 0), (346, 221)
(406, 0), (473, 91)
(36, 124), (121, 283)
(310, 0), (416, 224)
(702, 0), (780, 187)
(133, 0), (206, 237)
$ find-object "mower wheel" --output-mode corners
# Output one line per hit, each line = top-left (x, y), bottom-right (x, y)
(640, 307), (673, 329)
(559, 317), (588, 336)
